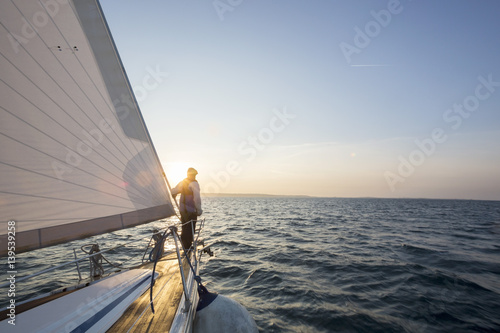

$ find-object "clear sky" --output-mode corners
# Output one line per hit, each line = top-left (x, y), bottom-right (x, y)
(100, 0), (500, 200)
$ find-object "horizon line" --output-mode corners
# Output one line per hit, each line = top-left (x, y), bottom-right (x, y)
(200, 192), (500, 202)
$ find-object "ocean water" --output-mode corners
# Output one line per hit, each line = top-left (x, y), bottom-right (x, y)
(3, 197), (500, 332)
(199, 197), (500, 332)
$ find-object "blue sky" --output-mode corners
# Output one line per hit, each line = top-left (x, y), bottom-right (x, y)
(100, 0), (500, 200)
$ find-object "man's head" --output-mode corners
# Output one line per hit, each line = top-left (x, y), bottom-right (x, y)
(187, 167), (198, 180)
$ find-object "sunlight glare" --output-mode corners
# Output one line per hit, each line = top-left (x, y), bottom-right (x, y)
(165, 161), (192, 185)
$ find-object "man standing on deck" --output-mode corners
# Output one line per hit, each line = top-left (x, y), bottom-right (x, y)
(171, 168), (202, 249)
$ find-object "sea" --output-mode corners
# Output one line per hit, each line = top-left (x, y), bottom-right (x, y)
(2, 197), (500, 332)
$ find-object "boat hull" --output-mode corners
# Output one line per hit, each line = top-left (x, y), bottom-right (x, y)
(0, 269), (155, 333)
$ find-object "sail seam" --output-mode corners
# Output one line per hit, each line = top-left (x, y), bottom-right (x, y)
(68, 0), (168, 199)
(0, 63), (157, 204)
(0, 61), (154, 202)
(0, 148), (136, 204)
(0, 131), (150, 205)
(0, 190), (135, 210)
(0, 8), (160, 202)
(0, 4), (138, 177)
(17, 0), (152, 186)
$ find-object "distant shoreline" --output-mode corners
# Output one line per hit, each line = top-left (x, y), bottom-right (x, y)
(200, 193), (500, 202)
(201, 193), (312, 198)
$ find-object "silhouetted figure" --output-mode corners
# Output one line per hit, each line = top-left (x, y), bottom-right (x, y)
(171, 168), (202, 249)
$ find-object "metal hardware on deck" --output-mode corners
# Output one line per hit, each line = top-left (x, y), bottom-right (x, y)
(142, 229), (166, 263)
(170, 226), (191, 312)
(141, 233), (155, 263)
(151, 229), (166, 261)
(191, 219), (199, 263)
(81, 243), (104, 279)
(74, 248), (82, 281)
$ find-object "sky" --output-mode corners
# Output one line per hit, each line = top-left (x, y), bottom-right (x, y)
(99, 0), (500, 200)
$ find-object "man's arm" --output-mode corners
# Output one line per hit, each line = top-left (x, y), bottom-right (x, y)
(171, 181), (181, 198)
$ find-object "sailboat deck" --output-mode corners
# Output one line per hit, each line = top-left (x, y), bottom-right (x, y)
(107, 252), (192, 333)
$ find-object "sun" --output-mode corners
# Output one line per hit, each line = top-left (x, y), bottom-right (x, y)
(165, 161), (192, 186)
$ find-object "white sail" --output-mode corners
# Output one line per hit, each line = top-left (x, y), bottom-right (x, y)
(0, 0), (175, 256)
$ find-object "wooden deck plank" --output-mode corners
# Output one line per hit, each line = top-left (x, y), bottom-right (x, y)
(107, 252), (192, 333)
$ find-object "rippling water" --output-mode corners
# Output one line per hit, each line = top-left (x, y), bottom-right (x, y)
(2, 197), (500, 332)
(200, 197), (500, 332)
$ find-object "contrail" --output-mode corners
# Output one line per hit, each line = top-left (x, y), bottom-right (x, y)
(350, 64), (392, 67)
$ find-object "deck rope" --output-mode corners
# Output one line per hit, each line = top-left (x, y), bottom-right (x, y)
(81, 244), (104, 278)
(149, 229), (171, 314)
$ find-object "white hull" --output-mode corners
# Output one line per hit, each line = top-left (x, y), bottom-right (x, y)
(0, 269), (155, 333)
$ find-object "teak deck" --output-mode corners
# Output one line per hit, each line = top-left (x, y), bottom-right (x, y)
(108, 252), (192, 332)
